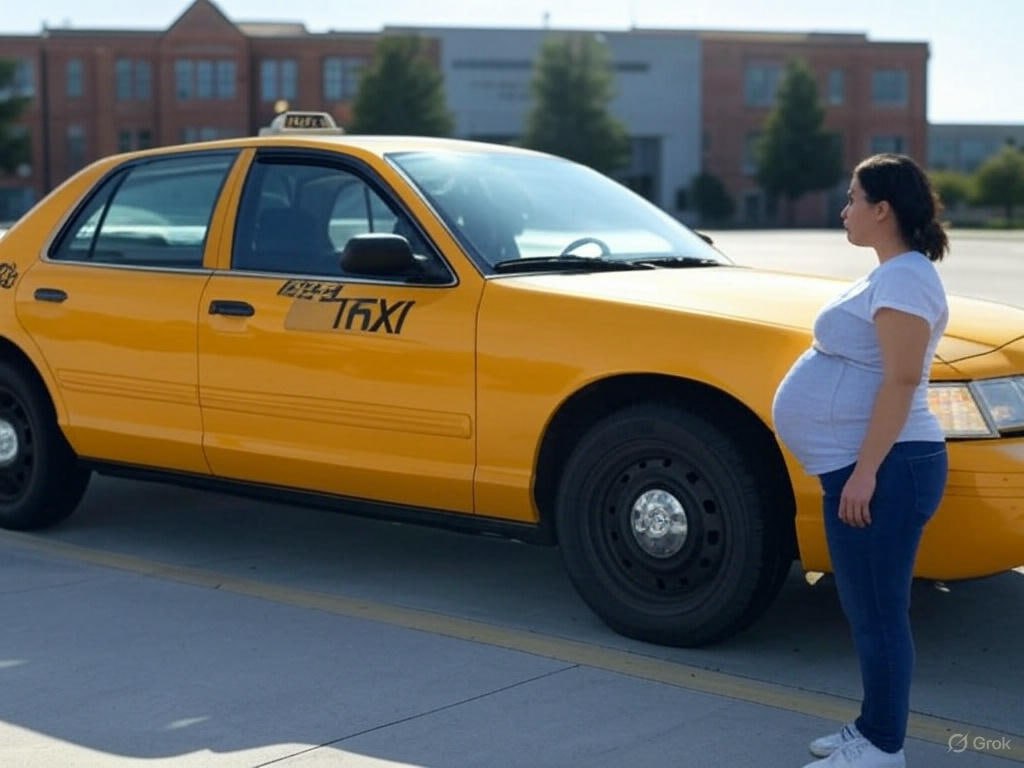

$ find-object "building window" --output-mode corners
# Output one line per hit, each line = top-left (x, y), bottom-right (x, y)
(67, 125), (86, 173)
(116, 59), (152, 101)
(67, 59), (83, 99)
(323, 57), (365, 101)
(827, 70), (844, 106)
(871, 135), (905, 154)
(743, 132), (764, 175)
(872, 69), (908, 106)
(216, 62), (236, 99)
(929, 138), (956, 170)
(744, 62), (782, 106)
(451, 59), (532, 70)
(197, 61), (214, 99)
(616, 137), (661, 205)
(260, 59), (298, 102)
(0, 59), (36, 99)
(116, 129), (153, 152)
(116, 59), (133, 100)
(181, 127), (236, 143)
(15, 59), (35, 97)
(136, 61), (152, 100)
(176, 59), (235, 101)
(960, 138), (993, 172)
(175, 60), (193, 99)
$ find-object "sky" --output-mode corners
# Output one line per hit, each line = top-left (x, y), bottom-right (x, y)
(3, 0), (1021, 124)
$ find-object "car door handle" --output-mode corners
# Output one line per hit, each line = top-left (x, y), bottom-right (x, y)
(208, 300), (255, 317)
(34, 288), (68, 303)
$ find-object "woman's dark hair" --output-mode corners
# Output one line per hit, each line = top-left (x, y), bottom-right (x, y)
(855, 153), (949, 262)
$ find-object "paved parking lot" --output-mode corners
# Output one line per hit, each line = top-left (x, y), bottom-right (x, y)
(2, 229), (1022, 767)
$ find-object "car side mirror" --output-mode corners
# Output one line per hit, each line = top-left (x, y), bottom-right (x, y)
(340, 233), (418, 278)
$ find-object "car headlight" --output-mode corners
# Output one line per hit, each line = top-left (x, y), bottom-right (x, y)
(928, 377), (1024, 438)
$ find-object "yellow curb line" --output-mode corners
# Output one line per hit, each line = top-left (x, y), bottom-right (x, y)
(5, 530), (1021, 762)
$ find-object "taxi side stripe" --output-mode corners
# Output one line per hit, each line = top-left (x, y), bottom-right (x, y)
(58, 370), (196, 405)
(201, 386), (473, 438)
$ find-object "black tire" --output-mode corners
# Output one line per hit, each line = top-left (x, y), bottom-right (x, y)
(555, 403), (785, 647)
(0, 360), (90, 530)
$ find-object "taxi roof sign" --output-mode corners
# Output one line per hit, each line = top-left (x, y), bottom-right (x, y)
(259, 111), (345, 136)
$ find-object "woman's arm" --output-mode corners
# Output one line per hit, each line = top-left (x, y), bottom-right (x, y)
(839, 308), (932, 527)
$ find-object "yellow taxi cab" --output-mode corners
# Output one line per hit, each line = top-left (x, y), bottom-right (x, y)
(0, 111), (1021, 646)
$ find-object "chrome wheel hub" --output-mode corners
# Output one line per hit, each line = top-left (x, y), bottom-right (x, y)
(0, 419), (19, 466)
(630, 489), (689, 558)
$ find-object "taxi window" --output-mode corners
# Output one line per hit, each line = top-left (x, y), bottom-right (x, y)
(51, 152), (236, 268)
(232, 157), (437, 281)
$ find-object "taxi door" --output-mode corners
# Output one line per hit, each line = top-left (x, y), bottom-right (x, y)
(15, 151), (241, 473)
(197, 150), (481, 513)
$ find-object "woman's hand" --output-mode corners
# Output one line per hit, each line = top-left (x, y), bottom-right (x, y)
(839, 467), (876, 527)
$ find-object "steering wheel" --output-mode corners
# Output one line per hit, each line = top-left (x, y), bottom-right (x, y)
(559, 236), (612, 257)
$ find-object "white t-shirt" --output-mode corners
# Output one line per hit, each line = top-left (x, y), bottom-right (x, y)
(772, 251), (948, 475)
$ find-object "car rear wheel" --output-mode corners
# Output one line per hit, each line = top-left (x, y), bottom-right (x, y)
(555, 403), (786, 647)
(0, 361), (90, 530)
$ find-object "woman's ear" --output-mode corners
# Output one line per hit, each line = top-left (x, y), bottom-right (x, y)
(874, 199), (892, 222)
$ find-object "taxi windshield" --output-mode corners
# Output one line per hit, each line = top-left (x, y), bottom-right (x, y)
(388, 150), (728, 270)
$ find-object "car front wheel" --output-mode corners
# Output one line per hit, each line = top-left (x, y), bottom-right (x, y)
(555, 403), (783, 647)
(0, 361), (90, 530)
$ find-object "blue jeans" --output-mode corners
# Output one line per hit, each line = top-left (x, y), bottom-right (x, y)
(819, 441), (948, 754)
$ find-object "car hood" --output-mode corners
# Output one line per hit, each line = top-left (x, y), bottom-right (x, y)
(508, 266), (1024, 364)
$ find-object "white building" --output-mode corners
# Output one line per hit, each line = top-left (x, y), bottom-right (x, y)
(388, 26), (702, 221)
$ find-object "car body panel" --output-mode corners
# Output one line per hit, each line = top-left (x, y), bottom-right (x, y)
(474, 271), (1024, 578)
(474, 272), (813, 521)
(197, 269), (481, 512)
(15, 264), (212, 473)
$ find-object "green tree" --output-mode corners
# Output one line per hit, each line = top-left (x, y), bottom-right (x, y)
(0, 59), (31, 174)
(690, 172), (735, 224)
(350, 35), (454, 136)
(973, 146), (1024, 223)
(756, 59), (843, 225)
(929, 169), (974, 210)
(522, 34), (630, 175)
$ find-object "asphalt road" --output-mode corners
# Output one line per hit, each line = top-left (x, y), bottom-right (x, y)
(706, 227), (1024, 309)
(2, 228), (1022, 767)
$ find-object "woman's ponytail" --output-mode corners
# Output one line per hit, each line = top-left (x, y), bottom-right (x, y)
(855, 153), (950, 262)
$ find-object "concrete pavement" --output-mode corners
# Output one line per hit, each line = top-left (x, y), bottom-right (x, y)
(2, 520), (1019, 768)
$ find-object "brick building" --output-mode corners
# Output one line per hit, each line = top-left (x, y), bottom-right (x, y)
(0, 0), (392, 221)
(929, 123), (1024, 173)
(1, 1), (929, 228)
(699, 31), (929, 226)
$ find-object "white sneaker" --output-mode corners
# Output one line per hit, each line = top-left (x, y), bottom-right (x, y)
(809, 723), (864, 757)
(802, 738), (906, 768)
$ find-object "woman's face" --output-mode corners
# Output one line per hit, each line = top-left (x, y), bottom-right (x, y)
(840, 175), (876, 247)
